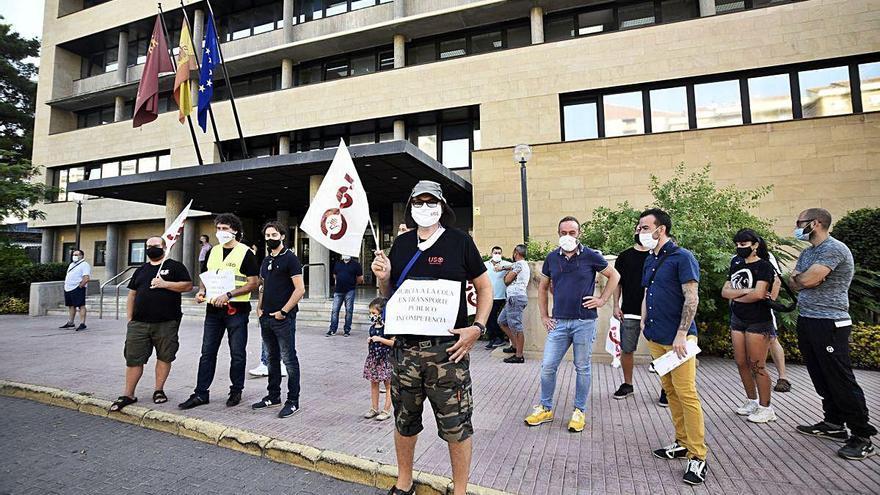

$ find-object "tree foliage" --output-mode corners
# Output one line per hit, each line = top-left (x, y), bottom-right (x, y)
(1, 150), (56, 220)
(832, 208), (879, 271)
(0, 16), (39, 157)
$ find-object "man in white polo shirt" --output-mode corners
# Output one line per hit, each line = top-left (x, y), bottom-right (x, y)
(61, 248), (91, 331)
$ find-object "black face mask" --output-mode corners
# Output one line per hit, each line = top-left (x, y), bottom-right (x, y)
(146, 246), (164, 261)
(736, 246), (754, 259)
(634, 232), (641, 246)
(266, 238), (282, 250)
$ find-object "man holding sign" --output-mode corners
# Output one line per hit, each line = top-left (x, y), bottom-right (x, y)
(372, 181), (491, 495)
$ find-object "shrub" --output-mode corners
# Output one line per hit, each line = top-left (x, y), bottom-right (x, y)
(0, 262), (68, 299)
(851, 323), (880, 370)
(0, 241), (30, 268)
(0, 296), (29, 315)
(832, 208), (879, 271)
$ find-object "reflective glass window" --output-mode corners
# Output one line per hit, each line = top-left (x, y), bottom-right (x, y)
(649, 86), (689, 132)
(748, 74), (792, 123)
(694, 80), (743, 128)
(799, 66), (852, 117)
(603, 91), (645, 136)
(859, 62), (880, 112)
(563, 101), (598, 141)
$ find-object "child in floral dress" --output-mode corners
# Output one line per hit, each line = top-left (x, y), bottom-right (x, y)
(364, 297), (394, 421)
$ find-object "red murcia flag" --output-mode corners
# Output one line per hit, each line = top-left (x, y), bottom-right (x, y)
(133, 16), (174, 128)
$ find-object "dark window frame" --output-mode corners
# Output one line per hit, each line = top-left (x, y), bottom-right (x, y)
(62, 243), (76, 264)
(128, 239), (147, 266)
(405, 19), (531, 68)
(93, 241), (107, 267)
(294, 45), (394, 86)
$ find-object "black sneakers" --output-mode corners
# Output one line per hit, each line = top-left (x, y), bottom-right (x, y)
(502, 346), (516, 354)
(682, 458), (709, 485)
(387, 485), (415, 495)
(503, 355), (524, 364)
(59, 322), (74, 329)
(795, 421), (848, 442)
(657, 389), (668, 407)
(613, 383), (634, 400)
(75, 323), (87, 331)
(652, 441), (688, 460)
(178, 394), (209, 410)
(226, 391), (242, 407)
(251, 396), (281, 410)
(279, 401), (299, 418)
(837, 436), (876, 460)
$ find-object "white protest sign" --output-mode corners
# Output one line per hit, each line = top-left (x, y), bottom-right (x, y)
(651, 341), (701, 376)
(200, 270), (235, 302)
(385, 279), (461, 336)
(606, 316), (622, 368)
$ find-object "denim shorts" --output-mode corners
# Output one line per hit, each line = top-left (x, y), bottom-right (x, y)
(730, 314), (775, 335)
(497, 294), (528, 333)
(620, 318), (641, 353)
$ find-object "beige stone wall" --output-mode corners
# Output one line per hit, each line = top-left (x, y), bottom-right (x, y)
(53, 221), (165, 282)
(471, 113), (880, 253)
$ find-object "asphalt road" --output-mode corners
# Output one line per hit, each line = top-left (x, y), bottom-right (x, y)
(0, 396), (382, 495)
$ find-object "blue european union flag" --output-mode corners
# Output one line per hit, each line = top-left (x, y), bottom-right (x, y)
(197, 13), (218, 132)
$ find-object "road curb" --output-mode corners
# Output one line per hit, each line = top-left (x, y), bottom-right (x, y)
(0, 379), (513, 495)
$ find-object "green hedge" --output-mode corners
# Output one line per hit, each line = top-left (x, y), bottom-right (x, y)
(0, 297), (29, 314)
(0, 263), (68, 299)
(697, 321), (879, 370)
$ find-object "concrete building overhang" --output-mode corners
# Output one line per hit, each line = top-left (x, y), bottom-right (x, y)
(66, 140), (471, 216)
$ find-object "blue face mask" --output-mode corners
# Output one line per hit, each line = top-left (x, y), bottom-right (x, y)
(794, 222), (813, 241)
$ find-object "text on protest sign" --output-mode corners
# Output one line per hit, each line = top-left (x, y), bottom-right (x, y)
(385, 279), (461, 336)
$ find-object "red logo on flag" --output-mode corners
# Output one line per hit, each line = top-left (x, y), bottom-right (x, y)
(321, 174), (355, 241)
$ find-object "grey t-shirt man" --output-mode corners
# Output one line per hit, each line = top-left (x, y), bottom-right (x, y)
(794, 236), (853, 320)
(506, 260), (531, 298)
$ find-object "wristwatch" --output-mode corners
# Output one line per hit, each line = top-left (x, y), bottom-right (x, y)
(226, 291), (233, 299)
(279, 309), (289, 317)
(473, 321), (486, 333)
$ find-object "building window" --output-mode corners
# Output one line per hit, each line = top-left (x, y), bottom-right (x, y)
(62, 243), (76, 264)
(748, 73), (793, 123)
(799, 66), (852, 118)
(128, 240), (146, 265)
(296, 49), (391, 85)
(694, 79), (743, 128)
(604, 92), (645, 137)
(619, 2), (656, 30)
(545, 17), (574, 42)
(661, 0), (698, 23)
(94, 241), (106, 266)
(440, 123), (471, 169)
(51, 151), (171, 201)
(562, 99), (599, 141)
(859, 62), (880, 112)
(649, 86), (689, 132)
(577, 8), (614, 36)
(715, 0), (745, 13)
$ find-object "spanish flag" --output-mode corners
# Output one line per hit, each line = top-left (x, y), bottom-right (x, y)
(173, 18), (197, 124)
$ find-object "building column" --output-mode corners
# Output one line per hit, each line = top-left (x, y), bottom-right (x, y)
(191, 9), (205, 104)
(393, 119), (406, 140)
(279, 134), (291, 154)
(530, 7), (544, 44)
(40, 228), (55, 264)
(282, 0), (294, 43)
(276, 210), (292, 245)
(393, 34), (405, 69)
(698, 0), (716, 17)
(165, 190), (186, 262)
(105, 223), (120, 276)
(308, 175), (329, 299)
(281, 58), (294, 88)
(113, 96), (126, 122)
(181, 219), (196, 278)
(392, 202), (406, 233)
(116, 30), (129, 84)
(393, 0), (405, 18)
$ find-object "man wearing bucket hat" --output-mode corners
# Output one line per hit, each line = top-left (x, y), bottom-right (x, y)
(371, 180), (492, 495)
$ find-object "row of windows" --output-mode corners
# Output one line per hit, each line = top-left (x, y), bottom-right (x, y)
(561, 57), (880, 141)
(52, 152), (171, 202)
(406, 23), (531, 66)
(61, 239), (148, 266)
(80, 28), (184, 79)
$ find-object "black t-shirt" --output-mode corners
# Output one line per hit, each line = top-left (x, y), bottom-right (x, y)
(205, 245), (260, 314)
(728, 257), (775, 323)
(615, 247), (650, 316)
(127, 259), (192, 322)
(333, 260), (363, 293)
(260, 249), (303, 314)
(388, 228), (487, 333)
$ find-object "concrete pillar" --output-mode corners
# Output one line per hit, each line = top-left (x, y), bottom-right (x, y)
(393, 119), (406, 140)
(530, 7), (544, 44)
(40, 228), (55, 264)
(113, 96), (126, 122)
(282, 0), (294, 43)
(116, 30), (129, 84)
(308, 175), (330, 299)
(281, 58), (294, 89)
(393, 34), (405, 69)
(698, 0), (716, 17)
(276, 210), (291, 245)
(192, 10), (205, 105)
(392, 202), (406, 234)
(165, 190), (186, 262)
(182, 219), (196, 277)
(393, 0), (405, 18)
(279, 135), (290, 154)
(105, 223), (120, 276)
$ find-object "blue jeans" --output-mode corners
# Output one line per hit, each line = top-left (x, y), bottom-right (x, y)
(260, 314), (300, 405)
(195, 310), (249, 399)
(329, 289), (355, 334)
(540, 318), (598, 412)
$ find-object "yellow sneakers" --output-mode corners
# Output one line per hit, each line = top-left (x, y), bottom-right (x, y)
(524, 405), (553, 426)
(568, 409), (586, 432)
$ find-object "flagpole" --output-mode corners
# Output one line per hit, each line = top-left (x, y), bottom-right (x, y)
(179, 1), (225, 162)
(157, 3), (203, 166)
(367, 217), (380, 251)
(205, 0), (249, 159)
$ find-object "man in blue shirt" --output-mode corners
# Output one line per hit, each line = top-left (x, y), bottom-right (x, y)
(326, 256), (364, 336)
(638, 208), (708, 486)
(524, 216), (620, 433)
(484, 246), (512, 349)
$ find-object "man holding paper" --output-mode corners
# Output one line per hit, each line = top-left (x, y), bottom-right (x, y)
(637, 208), (708, 486)
(371, 180), (491, 495)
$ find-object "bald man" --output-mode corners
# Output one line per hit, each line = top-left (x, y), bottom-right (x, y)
(109, 236), (193, 412)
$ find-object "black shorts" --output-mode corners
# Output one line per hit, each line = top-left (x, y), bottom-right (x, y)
(64, 287), (86, 308)
(730, 314), (775, 335)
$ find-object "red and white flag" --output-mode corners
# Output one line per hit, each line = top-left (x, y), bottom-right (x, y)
(606, 316), (622, 368)
(163, 199), (193, 252)
(465, 281), (477, 316)
(301, 140), (371, 257)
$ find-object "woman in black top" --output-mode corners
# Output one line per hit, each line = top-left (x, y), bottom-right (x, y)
(721, 229), (780, 424)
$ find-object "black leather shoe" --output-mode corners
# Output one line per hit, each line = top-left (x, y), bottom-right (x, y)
(178, 394), (209, 410)
(226, 391), (242, 407)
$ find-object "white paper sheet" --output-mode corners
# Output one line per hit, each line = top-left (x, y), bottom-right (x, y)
(651, 341), (701, 376)
(385, 279), (461, 336)
(200, 270), (235, 302)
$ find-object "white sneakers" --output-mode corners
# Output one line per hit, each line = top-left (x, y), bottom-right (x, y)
(736, 399), (759, 416)
(248, 364), (288, 377)
(748, 405), (777, 423)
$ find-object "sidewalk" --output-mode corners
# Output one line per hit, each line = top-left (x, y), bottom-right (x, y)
(2, 315), (878, 494)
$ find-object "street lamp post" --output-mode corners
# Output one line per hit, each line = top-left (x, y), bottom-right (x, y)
(73, 194), (83, 250)
(513, 144), (532, 245)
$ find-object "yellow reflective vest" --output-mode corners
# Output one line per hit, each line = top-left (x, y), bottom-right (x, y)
(206, 242), (250, 302)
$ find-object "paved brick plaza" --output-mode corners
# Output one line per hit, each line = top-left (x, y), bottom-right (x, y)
(1, 315), (878, 494)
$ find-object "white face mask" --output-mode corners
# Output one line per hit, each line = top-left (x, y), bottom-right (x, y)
(558, 235), (578, 252)
(216, 230), (235, 245)
(71, 255), (81, 262)
(639, 228), (660, 250)
(411, 204), (441, 228)
(491, 254), (502, 263)
(342, 256), (351, 262)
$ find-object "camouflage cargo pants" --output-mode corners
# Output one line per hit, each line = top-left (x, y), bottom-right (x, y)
(391, 338), (474, 442)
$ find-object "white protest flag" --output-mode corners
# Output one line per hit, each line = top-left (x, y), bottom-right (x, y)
(163, 199), (193, 252)
(300, 140), (370, 257)
(606, 316), (622, 368)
